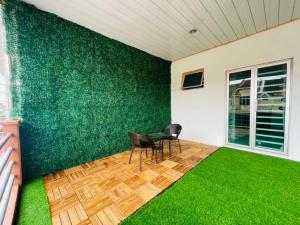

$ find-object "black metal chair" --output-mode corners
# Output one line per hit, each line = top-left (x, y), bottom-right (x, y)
(128, 132), (164, 171)
(161, 124), (182, 157)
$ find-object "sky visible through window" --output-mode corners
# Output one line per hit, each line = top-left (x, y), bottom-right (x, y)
(0, 9), (11, 120)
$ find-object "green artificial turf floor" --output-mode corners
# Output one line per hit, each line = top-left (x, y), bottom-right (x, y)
(16, 177), (51, 225)
(122, 147), (300, 225)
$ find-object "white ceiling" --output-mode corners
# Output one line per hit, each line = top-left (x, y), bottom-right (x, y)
(23, 0), (300, 61)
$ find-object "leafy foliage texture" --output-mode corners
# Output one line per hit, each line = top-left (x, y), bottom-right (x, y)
(2, 0), (171, 180)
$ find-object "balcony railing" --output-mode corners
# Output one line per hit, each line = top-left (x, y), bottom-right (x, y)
(0, 120), (21, 225)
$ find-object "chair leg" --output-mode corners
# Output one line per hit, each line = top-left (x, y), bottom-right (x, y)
(155, 149), (158, 163)
(145, 148), (148, 158)
(128, 146), (134, 164)
(139, 149), (143, 171)
(178, 139), (182, 152)
(160, 141), (164, 160)
(168, 140), (171, 157)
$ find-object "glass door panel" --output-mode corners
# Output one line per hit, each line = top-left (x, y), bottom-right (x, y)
(255, 63), (287, 152)
(228, 70), (251, 146)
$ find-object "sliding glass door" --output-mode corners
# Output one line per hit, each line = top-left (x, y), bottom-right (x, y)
(228, 70), (252, 146)
(227, 60), (291, 153)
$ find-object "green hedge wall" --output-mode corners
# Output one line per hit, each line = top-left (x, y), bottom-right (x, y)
(2, 0), (171, 180)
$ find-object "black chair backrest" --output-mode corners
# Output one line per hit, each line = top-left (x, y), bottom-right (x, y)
(163, 124), (182, 138)
(128, 132), (141, 147)
(128, 132), (154, 148)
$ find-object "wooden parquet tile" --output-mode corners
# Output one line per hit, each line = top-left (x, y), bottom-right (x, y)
(150, 175), (173, 190)
(50, 193), (80, 216)
(44, 140), (218, 225)
(162, 168), (184, 181)
(138, 169), (159, 182)
(83, 194), (113, 217)
(172, 163), (192, 173)
(75, 183), (104, 203)
(124, 175), (147, 189)
(160, 159), (179, 168)
(108, 183), (132, 202)
(135, 183), (161, 202)
(115, 193), (144, 217)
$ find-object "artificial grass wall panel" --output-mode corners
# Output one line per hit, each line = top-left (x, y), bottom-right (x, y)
(2, 0), (171, 180)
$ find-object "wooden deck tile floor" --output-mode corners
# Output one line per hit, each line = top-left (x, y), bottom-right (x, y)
(44, 140), (218, 225)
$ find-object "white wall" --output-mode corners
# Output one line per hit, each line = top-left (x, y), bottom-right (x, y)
(171, 20), (300, 161)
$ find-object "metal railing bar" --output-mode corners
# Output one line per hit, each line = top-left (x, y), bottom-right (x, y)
(256, 140), (284, 145)
(0, 161), (14, 200)
(257, 103), (284, 106)
(0, 133), (12, 150)
(0, 147), (13, 174)
(257, 84), (284, 88)
(256, 128), (284, 132)
(256, 134), (284, 139)
(258, 90), (284, 94)
(0, 175), (15, 225)
(257, 70), (286, 76)
(257, 97), (285, 100)
(257, 110), (284, 113)
(257, 116), (283, 119)
(256, 122), (284, 126)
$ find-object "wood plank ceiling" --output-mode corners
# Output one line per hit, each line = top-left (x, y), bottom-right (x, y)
(23, 0), (300, 61)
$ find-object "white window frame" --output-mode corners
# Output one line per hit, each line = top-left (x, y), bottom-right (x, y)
(225, 58), (292, 156)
